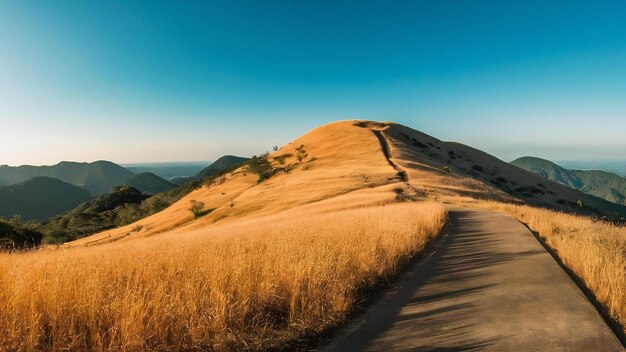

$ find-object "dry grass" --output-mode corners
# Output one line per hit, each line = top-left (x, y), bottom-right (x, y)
(455, 198), (626, 333)
(0, 201), (445, 351)
(71, 121), (397, 246)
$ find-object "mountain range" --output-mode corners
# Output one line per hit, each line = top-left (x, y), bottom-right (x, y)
(0, 156), (249, 233)
(511, 156), (626, 206)
(0, 161), (134, 195)
(0, 161), (175, 221)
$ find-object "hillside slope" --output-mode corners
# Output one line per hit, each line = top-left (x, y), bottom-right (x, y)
(0, 161), (134, 195)
(0, 177), (92, 221)
(512, 156), (626, 205)
(37, 186), (151, 243)
(382, 122), (626, 219)
(70, 121), (404, 246)
(70, 120), (626, 246)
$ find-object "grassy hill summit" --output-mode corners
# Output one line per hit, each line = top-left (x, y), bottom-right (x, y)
(0, 160), (134, 195)
(0, 176), (92, 221)
(512, 156), (626, 206)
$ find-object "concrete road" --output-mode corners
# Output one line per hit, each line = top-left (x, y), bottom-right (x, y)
(323, 206), (624, 351)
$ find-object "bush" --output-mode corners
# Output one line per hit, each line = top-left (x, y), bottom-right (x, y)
(0, 220), (43, 250)
(273, 153), (292, 165)
(295, 145), (307, 162)
(246, 153), (276, 183)
(189, 200), (205, 219)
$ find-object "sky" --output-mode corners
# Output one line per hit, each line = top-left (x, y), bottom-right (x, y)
(1, 0), (625, 166)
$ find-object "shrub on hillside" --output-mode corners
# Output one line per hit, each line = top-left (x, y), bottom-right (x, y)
(246, 153), (276, 183)
(189, 200), (205, 219)
(0, 219), (43, 250)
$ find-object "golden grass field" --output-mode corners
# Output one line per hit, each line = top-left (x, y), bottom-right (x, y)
(452, 197), (626, 334)
(0, 201), (446, 351)
(1, 120), (625, 350)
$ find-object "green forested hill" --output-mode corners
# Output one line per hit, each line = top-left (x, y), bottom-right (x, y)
(511, 156), (626, 205)
(125, 172), (175, 195)
(0, 177), (92, 220)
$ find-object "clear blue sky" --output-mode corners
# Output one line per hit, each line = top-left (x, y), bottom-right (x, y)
(1, 0), (625, 165)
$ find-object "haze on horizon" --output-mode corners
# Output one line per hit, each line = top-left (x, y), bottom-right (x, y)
(1, 1), (625, 166)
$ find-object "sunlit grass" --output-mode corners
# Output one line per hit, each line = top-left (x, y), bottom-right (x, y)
(459, 198), (626, 334)
(0, 201), (445, 351)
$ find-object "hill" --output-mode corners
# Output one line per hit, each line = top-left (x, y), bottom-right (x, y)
(0, 177), (92, 221)
(382, 122), (626, 219)
(37, 179), (204, 244)
(0, 160), (134, 195)
(69, 121), (399, 245)
(70, 120), (626, 247)
(36, 186), (150, 243)
(196, 155), (249, 179)
(512, 156), (626, 206)
(124, 172), (175, 195)
(170, 155), (249, 184)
